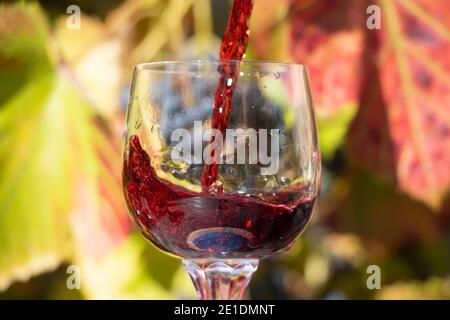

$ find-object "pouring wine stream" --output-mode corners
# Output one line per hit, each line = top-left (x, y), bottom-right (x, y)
(123, 0), (320, 300)
(187, 0), (258, 300)
(201, 0), (254, 192)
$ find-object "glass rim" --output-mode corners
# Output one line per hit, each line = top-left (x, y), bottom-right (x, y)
(134, 60), (306, 71)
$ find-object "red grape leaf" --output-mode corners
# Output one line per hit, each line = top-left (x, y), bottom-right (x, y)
(289, 0), (450, 209)
(251, 0), (365, 158)
(352, 0), (450, 208)
(289, 0), (366, 115)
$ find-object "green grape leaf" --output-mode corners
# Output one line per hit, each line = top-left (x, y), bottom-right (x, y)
(318, 103), (357, 159)
(0, 3), (132, 292)
(0, 4), (66, 290)
(0, 3), (52, 104)
(0, 2), (178, 298)
(0, 73), (74, 289)
(75, 233), (173, 299)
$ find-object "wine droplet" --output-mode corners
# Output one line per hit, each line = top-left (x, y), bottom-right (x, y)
(207, 179), (223, 195)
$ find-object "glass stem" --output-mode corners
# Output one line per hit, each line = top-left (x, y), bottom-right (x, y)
(183, 259), (259, 300)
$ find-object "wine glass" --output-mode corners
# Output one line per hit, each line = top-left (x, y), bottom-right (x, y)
(122, 60), (320, 300)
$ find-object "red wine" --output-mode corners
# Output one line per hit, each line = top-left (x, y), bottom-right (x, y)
(123, 0), (316, 259)
(123, 135), (315, 259)
(201, 0), (254, 191)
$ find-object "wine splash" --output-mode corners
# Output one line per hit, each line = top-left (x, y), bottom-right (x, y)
(123, 135), (315, 259)
(201, 0), (254, 191)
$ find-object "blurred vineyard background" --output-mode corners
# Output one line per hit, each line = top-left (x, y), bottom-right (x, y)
(0, 0), (449, 299)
